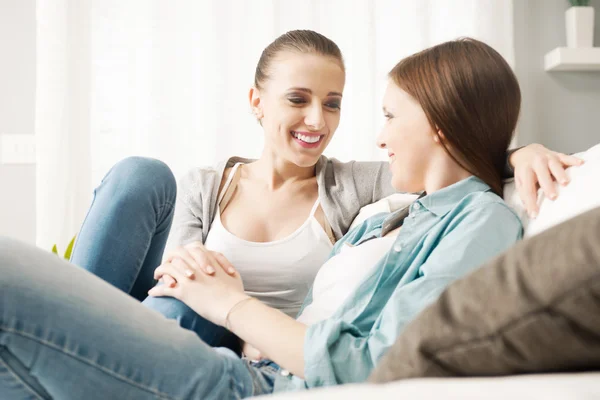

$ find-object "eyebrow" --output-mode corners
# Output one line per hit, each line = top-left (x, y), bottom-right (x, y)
(287, 87), (343, 97)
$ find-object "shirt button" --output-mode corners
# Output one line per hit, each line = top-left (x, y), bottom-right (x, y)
(393, 243), (402, 252)
(413, 203), (421, 210)
(280, 370), (290, 377)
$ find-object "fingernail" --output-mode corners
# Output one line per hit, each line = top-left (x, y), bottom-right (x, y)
(185, 270), (194, 277)
(206, 266), (215, 274)
(530, 211), (537, 219)
(561, 180), (568, 185)
(549, 193), (557, 200)
(228, 267), (235, 274)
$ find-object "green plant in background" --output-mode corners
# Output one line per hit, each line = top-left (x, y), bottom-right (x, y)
(568, 0), (591, 6)
(52, 236), (76, 260)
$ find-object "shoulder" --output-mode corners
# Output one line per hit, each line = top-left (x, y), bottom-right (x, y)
(179, 166), (221, 190)
(462, 191), (520, 220)
(179, 157), (254, 205)
(448, 191), (523, 238)
(176, 166), (220, 206)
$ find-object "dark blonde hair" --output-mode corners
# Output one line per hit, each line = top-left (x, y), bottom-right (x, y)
(389, 38), (521, 196)
(254, 30), (345, 90)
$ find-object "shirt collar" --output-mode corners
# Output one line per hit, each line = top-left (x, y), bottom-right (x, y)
(416, 175), (492, 217)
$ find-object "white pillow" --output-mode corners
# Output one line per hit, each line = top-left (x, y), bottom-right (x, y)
(350, 143), (600, 238)
(504, 143), (600, 238)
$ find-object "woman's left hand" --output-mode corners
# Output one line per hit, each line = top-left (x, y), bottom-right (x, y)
(148, 258), (248, 327)
(510, 144), (584, 218)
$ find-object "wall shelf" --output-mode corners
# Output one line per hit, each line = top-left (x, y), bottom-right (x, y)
(544, 47), (600, 71)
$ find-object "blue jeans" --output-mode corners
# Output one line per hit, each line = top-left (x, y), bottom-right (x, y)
(70, 157), (241, 354)
(0, 236), (277, 399)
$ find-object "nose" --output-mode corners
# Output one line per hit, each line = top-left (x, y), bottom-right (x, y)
(376, 129), (387, 149)
(305, 103), (326, 131)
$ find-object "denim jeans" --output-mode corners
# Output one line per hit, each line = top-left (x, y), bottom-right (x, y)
(0, 157), (272, 398)
(0, 236), (277, 399)
(69, 157), (241, 354)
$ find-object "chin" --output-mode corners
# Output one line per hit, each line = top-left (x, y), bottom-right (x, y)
(290, 153), (321, 168)
(391, 179), (405, 192)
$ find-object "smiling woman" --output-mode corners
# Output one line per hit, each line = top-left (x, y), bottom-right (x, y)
(249, 47), (345, 166)
(379, 39), (521, 197)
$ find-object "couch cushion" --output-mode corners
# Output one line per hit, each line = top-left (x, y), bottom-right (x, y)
(261, 373), (600, 400)
(368, 206), (600, 382)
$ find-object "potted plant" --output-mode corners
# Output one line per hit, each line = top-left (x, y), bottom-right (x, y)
(52, 235), (76, 260)
(566, 0), (595, 48)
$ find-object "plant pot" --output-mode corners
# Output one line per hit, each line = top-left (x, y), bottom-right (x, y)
(565, 6), (595, 48)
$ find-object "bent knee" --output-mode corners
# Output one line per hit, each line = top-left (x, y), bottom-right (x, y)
(105, 157), (176, 202)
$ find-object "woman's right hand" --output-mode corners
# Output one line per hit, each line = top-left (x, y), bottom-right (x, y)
(159, 242), (236, 287)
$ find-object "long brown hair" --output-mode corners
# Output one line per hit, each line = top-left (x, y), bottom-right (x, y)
(388, 38), (521, 196)
(254, 30), (345, 90)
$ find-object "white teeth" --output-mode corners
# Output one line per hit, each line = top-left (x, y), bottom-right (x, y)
(292, 132), (320, 144)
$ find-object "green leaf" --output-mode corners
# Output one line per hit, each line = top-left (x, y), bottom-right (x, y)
(568, 0), (590, 6)
(51, 244), (59, 255)
(64, 236), (76, 260)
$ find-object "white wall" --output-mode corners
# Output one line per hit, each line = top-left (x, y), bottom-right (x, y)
(514, 0), (600, 153)
(0, 0), (36, 243)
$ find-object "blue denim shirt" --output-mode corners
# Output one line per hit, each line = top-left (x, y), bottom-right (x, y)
(273, 175), (523, 392)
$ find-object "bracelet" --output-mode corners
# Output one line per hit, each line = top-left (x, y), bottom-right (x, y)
(225, 297), (254, 330)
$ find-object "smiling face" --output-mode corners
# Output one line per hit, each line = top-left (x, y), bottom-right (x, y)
(377, 81), (441, 192)
(250, 51), (345, 168)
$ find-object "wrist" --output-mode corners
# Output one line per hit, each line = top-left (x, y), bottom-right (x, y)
(223, 293), (252, 329)
(508, 146), (524, 169)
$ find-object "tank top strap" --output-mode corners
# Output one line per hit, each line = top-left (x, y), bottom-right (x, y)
(308, 197), (321, 218)
(323, 217), (336, 244)
(310, 198), (336, 244)
(218, 162), (243, 210)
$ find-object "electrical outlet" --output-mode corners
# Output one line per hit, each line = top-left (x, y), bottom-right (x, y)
(1, 134), (36, 164)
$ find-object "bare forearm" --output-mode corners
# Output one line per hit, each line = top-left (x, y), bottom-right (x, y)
(228, 298), (307, 378)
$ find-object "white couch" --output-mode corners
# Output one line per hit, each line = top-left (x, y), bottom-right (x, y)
(262, 143), (600, 399)
(262, 372), (600, 399)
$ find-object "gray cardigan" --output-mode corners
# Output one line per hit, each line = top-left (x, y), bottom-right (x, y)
(165, 156), (396, 252)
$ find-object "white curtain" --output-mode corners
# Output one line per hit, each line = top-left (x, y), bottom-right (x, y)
(36, 0), (515, 250)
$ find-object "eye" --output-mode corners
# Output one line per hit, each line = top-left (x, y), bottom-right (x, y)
(325, 101), (341, 110)
(384, 113), (394, 120)
(287, 97), (306, 105)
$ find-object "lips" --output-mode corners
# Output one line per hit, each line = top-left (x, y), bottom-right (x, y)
(388, 152), (396, 165)
(290, 131), (325, 149)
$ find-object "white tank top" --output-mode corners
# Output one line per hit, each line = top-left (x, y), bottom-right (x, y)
(204, 163), (334, 318)
(297, 236), (397, 325)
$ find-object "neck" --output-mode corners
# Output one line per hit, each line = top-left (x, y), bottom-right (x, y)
(423, 154), (472, 194)
(246, 148), (317, 190)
